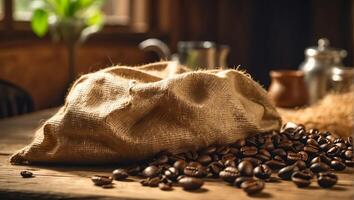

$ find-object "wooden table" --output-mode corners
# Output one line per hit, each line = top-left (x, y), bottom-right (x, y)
(0, 108), (353, 200)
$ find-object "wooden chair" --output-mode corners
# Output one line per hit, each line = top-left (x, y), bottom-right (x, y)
(0, 80), (34, 118)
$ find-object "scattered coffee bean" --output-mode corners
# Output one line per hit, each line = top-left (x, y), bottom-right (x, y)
(241, 179), (265, 195)
(254, 164), (271, 179)
(330, 160), (346, 171)
(317, 172), (337, 188)
(142, 165), (160, 178)
(219, 166), (240, 183)
(184, 162), (207, 178)
(20, 170), (33, 178)
(238, 161), (254, 177)
(112, 168), (128, 180)
(91, 175), (113, 186)
(291, 171), (311, 188)
(310, 162), (330, 173)
(178, 177), (204, 190)
(278, 165), (299, 180)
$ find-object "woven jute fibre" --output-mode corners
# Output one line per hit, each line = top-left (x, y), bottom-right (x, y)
(11, 62), (281, 164)
(279, 89), (354, 137)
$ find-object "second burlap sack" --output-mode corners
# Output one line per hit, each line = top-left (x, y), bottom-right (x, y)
(11, 62), (281, 164)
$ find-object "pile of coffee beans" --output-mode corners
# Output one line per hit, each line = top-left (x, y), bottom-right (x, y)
(91, 123), (353, 195)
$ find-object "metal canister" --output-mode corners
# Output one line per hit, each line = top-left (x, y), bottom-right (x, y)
(299, 38), (347, 104)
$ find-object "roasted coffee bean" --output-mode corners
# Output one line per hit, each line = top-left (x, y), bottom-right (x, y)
(294, 160), (307, 170)
(242, 157), (262, 166)
(208, 161), (223, 176)
(173, 160), (187, 173)
(197, 154), (212, 165)
(112, 168), (128, 180)
(238, 161), (254, 177)
(178, 177), (204, 190)
(140, 179), (149, 186)
(184, 162), (207, 178)
(142, 165), (160, 178)
(216, 146), (230, 155)
(265, 160), (286, 170)
(272, 148), (287, 158)
(291, 171), (311, 188)
(241, 146), (258, 157)
(330, 160), (346, 171)
(345, 136), (353, 146)
(150, 154), (169, 165)
(307, 138), (319, 147)
(287, 152), (302, 164)
(200, 146), (217, 154)
(91, 175), (113, 186)
(254, 164), (272, 179)
(223, 158), (237, 167)
(219, 167), (240, 183)
(278, 165), (299, 180)
(317, 172), (337, 188)
(186, 151), (199, 161)
(344, 150), (353, 160)
(159, 182), (172, 191)
(164, 167), (179, 180)
(20, 170), (33, 178)
(310, 162), (330, 173)
(234, 177), (254, 188)
(304, 145), (319, 154)
(327, 146), (340, 157)
(241, 179), (265, 195)
(148, 177), (161, 187)
(345, 159), (354, 167)
(127, 165), (141, 176)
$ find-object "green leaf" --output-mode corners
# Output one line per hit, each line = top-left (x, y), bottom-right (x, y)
(31, 9), (49, 37)
(86, 10), (103, 26)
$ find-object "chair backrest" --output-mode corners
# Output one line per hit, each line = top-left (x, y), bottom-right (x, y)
(0, 80), (34, 118)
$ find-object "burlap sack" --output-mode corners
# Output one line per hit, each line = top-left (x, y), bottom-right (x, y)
(11, 61), (281, 164)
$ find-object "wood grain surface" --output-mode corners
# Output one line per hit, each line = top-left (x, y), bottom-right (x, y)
(0, 108), (353, 200)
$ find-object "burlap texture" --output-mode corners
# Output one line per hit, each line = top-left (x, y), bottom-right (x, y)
(10, 61), (281, 164)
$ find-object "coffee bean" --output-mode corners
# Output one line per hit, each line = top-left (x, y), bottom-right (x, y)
(127, 165), (141, 176)
(242, 157), (262, 166)
(208, 161), (223, 176)
(197, 154), (212, 165)
(234, 177), (254, 188)
(224, 158), (237, 167)
(238, 161), (254, 177)
(272, 148), (287, 158)
(254, 164), (272, 179)
(330, 160), (346, 171)
(304, 145), (319, 154)
(20, 170), (33, 178)
(241, 179), (265, 195)
(317, 172), (337, 188)
(291, 171), (311, 188)
(164, 167), (179, 180)
(265, 160), (286, 170)
(278, 165), (299, 180)
(150, 154), (169, 165)
(344, 150), (353, 160)
(178, 177), (204, 190)
(91, 175), (113, 186)
(142, 165), (160, 178)
(112, 169), (128, 180)
(294, 160), (307, 170)
(345, 136), (353, 146)
(148, 177), (161, 187)
(173, 160), (187, 173)
(327, 146), (341, 157)
(345, 159), (354, 167)
(184, 162), (207, 178)
(159, 182), (172, 191)
(310, 162), (330, 173)
(219, 166), (240, 183)
(241, 146), (258, 157)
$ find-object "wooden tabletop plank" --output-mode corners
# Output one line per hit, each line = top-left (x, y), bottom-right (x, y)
(0, 108), (353, 200)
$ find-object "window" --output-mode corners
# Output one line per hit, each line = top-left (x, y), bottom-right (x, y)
(0, 0), (3, 20)
(13, 0), (32, 21)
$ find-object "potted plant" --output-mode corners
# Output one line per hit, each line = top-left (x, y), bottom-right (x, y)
(31, 0), (105, 86)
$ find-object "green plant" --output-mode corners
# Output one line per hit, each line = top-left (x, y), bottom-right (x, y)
(30, 0), (105, 85)
(31, 0), (104, 39)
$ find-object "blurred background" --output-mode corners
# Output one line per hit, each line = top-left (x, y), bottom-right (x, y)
(0, 0), (353, 117)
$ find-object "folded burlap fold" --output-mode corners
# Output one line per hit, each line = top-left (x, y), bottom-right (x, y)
(11, 62), (281, 164)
